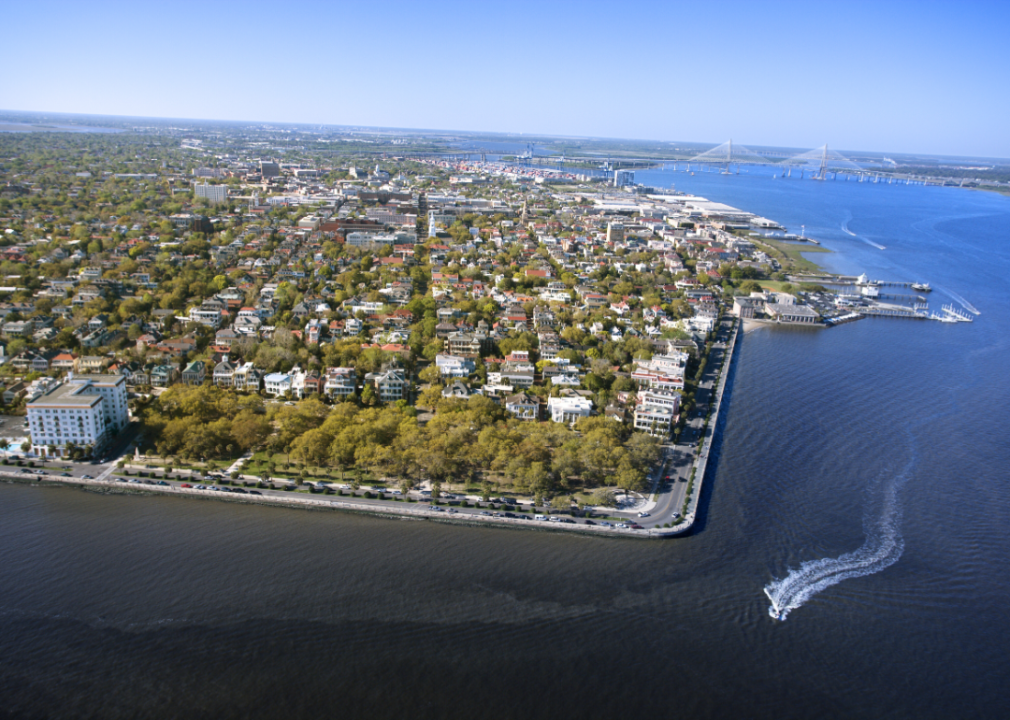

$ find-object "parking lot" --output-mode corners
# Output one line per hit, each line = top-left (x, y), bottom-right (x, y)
(0, 415), (29, 447)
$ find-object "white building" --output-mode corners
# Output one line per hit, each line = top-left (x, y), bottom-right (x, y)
(26, 374), (129, 456)
(434, 354), (475, 378)
(547, 395), (593, 425)
(193, 182), (228, 204)
(263, 372), (293, 397)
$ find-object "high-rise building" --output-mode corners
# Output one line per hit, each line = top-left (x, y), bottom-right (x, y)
(614, 169), (635, 187)
(26, 374), (129, 457)
(193, 182), (228, 204)
(260, 161), (280, 178)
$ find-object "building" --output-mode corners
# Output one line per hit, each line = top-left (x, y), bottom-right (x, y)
(366, 367), (408, 403)
(181, 360), (206, 385)
(614, 169), (635, 188)
(324, 367), (357, 399)
(547, 395), (593, 425)
(434, 354), (475, 378)
(264, 372), (293, 397)
(193, 182), (228, 204)
(26, 374), (129, 456)
(765, 302), (820, 324)
(505, 392), (539, 421)
(212, 358), (235, 387)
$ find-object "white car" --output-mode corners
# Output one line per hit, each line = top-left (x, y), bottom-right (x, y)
(638, 511), (650, 518)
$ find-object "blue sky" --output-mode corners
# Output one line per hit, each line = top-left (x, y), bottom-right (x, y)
(3, 0), (1008, 158)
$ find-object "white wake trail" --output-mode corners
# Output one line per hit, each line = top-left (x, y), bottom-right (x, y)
(935, 285), (981, 315)
(841, 216), (886, 250)
(764, 457), (912, 621)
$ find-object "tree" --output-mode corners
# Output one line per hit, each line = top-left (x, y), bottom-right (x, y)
(418, 364), (442, 385)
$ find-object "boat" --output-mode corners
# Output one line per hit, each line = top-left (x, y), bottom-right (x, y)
(911, 282), (931, 292)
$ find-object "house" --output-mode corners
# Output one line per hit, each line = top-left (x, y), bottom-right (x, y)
(51, 352), (78, 371)
(505, 392), (539, 421)
(76, 355), (110, 374)
(212, 358), (235, 387)
(182, 360), (206, 385)
(2, 380), (26, 405)
(232, 362), (261, 392)
(434, 354), (475, 378)
(441, 380), (472, 400)
(323, 367), (357, 399)
(264, 372), (293, 397)
(150, 364), (179, 387)
(547, 395), (593, 424)
(446, 331), (490, 357)
(366, 367), (408, 403)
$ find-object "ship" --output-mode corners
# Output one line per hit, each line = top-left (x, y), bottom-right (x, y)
(911, 282), (931, 292)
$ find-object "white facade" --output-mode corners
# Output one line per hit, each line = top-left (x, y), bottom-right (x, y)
(26, 374), (128, 455)
(547, 396), (593, 425)
(264, 373), (293, 396)
(193, 182), (228, 204)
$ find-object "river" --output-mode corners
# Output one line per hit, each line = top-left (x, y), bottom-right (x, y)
(2, 170), (1009, 718)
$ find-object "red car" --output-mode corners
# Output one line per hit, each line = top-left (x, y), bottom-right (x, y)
(180, 483), (192, 488)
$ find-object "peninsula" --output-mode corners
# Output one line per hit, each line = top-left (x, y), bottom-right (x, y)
(0, 119), (947, 535)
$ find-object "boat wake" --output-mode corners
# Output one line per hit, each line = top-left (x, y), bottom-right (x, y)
(841, 215), (886, 250)
(935, 285), (981, 315)
(764, 453), (914, 621)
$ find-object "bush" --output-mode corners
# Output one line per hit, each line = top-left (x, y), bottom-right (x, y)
(363, 491), (373, 499)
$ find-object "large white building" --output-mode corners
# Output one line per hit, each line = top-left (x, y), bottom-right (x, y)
(547, 395), (593, 425)
(193, 182), (228, 204)
(26, 374), (129, 456)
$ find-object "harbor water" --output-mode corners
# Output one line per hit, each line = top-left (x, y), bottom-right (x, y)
(2, 171), (1009, 718)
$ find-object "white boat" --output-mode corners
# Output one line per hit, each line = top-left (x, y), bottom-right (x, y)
(911, 282), (931, 292)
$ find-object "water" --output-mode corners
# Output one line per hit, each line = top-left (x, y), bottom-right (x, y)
(3, 173), (1010, 718)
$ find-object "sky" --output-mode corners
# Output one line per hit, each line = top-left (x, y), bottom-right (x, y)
(3, 0), (1009, 158)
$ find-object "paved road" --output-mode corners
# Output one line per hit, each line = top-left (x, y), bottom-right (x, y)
(636, 316), (735, 530)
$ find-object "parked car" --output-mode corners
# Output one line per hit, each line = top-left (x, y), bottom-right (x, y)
(180, 483), (192, 488)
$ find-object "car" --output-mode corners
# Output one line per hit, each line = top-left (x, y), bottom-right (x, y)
(81, 474), (93, 479)
(116, 478), (128, 483)
(446, 508), (457, 513)
(231, 488), (247, 494)
(19, 468), (32, 473)
(534, 514), (547, 521)
(548, 516), (561, 522)
(180, 483), (192, 488)
(629, 523), (644, 530)
(128, 479), (141, 484)
(157, 480), (169, 486)
(479, 511), (492, 516)
(249, 490), (262, 495)
(672, 512), (681, 519)
(195, 485), (207, 490)
(389, 489), (402, 495)
(615, 523), (629, 529)
(60, 472), (72, 477)
(584, 520), (596, 525)
(37, 470), (49, 475)
(638, 511), (650, 518)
